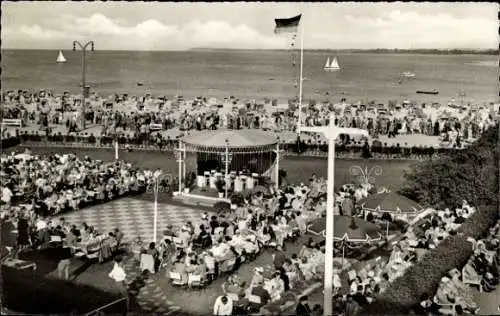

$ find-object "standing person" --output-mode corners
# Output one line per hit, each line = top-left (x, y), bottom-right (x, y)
(17, 215), (31, 250)
(295, 296), (312, 316)
(213, 295), (233, 315)
(57, 247), (73, 280)
(108, 256), (129, 310)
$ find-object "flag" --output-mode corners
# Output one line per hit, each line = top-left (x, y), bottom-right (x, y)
(274, 14), (302, 34)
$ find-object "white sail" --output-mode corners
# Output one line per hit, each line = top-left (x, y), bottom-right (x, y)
(56, 50), (66, 63)
(324, 57), (331, 69)
(330, 57), (340, 69)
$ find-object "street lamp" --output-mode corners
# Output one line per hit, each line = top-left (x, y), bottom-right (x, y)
(300, 113), (369, 316)
(349, 165), (383, 186)
(152, 169), (162, 243)
(72, 40), (94, 130)
(274, 135), (281, 191)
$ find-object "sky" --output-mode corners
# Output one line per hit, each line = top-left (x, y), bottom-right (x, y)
(2, 2), (498, 51)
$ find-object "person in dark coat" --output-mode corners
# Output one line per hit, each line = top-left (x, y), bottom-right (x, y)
(17, 216), (30, 248)
(296, 295), (312, 316)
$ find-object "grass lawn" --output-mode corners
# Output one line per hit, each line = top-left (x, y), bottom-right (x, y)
(16, 145), (416, 191)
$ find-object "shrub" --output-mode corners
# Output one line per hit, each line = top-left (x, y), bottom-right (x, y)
(213, 201), (231, 214)
(399, 124), (499, 209)
(361, 204), (498, 315)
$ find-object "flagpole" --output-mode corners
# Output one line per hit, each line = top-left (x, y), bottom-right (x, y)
(298, 22), (304, 134)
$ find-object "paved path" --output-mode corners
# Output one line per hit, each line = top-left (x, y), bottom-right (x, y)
(122, 254), (181, 315)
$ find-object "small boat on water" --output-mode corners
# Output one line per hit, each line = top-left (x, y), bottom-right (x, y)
(324, 57), (340, 72)
(401, 71), (415, 78)
(56, 50), (66, 63)
(416, 89), (439, 95)
(137, 82), (144, 86)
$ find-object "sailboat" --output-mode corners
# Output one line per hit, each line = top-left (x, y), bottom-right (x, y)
(324, 56), (340, 72)
(56, 50), (66, 63)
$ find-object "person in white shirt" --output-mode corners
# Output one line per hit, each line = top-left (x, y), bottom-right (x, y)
(108, 256), (129, 309)
(213, 295), (233, 315)
(1, 186), (13, 205)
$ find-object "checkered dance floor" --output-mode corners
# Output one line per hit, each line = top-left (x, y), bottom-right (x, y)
(62, 198), (210, 242)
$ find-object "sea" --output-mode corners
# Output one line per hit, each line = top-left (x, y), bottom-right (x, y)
(1, 49), (498, 105)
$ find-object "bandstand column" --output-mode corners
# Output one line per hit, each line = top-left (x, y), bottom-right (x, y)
(182, 143), (187, 188)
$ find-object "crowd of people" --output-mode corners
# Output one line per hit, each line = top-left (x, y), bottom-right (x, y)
(2, 90), (498, 150)
(423, 220), (500, 315)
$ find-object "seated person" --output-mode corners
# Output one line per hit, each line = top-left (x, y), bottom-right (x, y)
(170, 257), (188, 283)
(251, 279), (272, 307)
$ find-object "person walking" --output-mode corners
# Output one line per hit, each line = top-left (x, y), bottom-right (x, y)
(213, 295), (233, 315)
(108, 256), (129, 311)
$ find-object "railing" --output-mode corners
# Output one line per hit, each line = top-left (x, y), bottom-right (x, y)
(83, 297), (128, 316)
(2, 119), (23, 127)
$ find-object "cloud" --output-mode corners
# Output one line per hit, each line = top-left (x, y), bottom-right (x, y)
(340, 10), (498, 49)
(1, 5), (497, 50)
(2, 13), (286, 50)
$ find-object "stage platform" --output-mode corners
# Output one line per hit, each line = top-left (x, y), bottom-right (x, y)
(172, 187), (230, 208)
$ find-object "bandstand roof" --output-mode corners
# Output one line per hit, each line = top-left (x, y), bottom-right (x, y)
(181, 129), (278, 153)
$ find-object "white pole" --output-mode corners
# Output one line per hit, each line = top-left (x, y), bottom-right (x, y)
(297, 23), (304, 134)
(342, 244), (345, 268)
(183, 144), (187, 185)
(178, 142), (182, 195)
(115, 139), (119, 160)
(225, 143), (229, 199)
(386, 221), (390, 238)
(324, 135), (335, 316)
(153, 179), (158, 243)
(275, 142), (280, 191)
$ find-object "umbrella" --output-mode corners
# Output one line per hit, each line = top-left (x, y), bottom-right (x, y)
(307, 216), (382, 243)
(358, 192), (423, 215)
(307, 216), (383, 266)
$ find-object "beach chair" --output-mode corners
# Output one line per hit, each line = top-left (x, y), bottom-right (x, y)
(169, 271), (187, 286)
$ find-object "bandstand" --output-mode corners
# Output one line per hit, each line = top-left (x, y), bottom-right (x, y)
(175, 129), (280, 201)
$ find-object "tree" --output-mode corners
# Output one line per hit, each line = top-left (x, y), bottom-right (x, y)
(398, 124), (499, 209)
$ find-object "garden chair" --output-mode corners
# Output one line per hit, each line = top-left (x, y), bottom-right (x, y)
(461, 267), (482, 292)
(168, 271), (187, 286)
(140, 253), (155, 274)
(187, 273), (206, 288)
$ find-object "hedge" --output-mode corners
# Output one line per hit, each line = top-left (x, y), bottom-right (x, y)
(360, 204), (499, 316)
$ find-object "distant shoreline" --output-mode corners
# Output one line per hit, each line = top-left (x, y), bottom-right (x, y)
(2, 48), (498, 55)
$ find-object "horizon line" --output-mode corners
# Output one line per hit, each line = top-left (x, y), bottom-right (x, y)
(2, 47), (498, 52)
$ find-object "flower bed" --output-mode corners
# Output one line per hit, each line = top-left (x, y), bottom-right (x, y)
(361, 204), (498, 315)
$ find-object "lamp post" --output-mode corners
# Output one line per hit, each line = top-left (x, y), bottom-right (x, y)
(72, 40), (94, 130)
(274, 136), (281, 191)
(225, 139), (229, 199)
(152, 169), (162, 243)
(348, 165), (383, 186)
(300, 113), (369, 316)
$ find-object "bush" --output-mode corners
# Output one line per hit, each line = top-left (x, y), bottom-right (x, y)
(361, 204), (498, 315)
(213, 201), (231, 214)
(399, 124), (499, 209)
